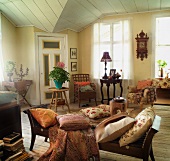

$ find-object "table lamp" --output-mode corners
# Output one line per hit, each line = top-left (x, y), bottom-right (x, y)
(100, 52), (112, 79)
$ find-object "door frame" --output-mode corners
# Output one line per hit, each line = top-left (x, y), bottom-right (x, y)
(35, 32), (68, 105)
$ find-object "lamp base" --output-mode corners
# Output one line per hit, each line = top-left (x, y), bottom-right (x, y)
(102, 74), (108, 79)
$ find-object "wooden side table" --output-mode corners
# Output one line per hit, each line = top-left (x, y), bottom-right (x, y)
(49, 87), (70, 112)
(100, 78), (123, 105)
(109, 99), (127, 115)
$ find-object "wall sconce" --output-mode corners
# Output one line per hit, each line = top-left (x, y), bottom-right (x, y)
(100, 52), (112, 79)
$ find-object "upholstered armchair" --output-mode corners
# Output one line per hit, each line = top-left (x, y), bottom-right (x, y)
(127, 80), (157, 109)
(72, 74), (97, 107)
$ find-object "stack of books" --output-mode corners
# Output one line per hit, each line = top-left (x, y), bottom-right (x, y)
(2, 132), (32, 161)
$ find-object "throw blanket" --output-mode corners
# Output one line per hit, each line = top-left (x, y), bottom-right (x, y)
(38, 125), (100, 161)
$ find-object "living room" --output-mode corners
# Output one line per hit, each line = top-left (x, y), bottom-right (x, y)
(0, 0), (170, 160)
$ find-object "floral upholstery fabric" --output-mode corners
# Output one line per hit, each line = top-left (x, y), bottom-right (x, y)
(152, 78), (170, 88)
(127, 85), (157, 106)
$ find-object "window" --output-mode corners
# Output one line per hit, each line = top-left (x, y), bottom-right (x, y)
(92, 19), (133, 80)
(155, 17), (170, 77)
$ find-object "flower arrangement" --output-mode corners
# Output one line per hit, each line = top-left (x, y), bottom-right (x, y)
(49, 62), (70, 83)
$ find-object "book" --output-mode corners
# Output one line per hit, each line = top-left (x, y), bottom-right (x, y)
(3, 132), (21, 144)
(4, 138), (24, 151)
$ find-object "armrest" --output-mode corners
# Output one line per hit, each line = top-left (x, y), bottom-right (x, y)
(152, 115), (161, 132)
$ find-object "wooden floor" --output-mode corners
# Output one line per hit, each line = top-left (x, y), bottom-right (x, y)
(21, 103), (170, 161)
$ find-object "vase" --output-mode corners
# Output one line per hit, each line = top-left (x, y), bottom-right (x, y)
(54, 80), (63, 89)
(160, 68), (163, 77)
(7, 72), (13, 82)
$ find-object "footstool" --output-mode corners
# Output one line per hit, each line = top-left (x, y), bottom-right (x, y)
(110, 98), (127, 115)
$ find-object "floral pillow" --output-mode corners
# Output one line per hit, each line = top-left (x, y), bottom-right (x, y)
(56, 114), (90, 131)
(30, 108), (58, 128)
(119, 107), (155, 147)
(137, 79), (152, 90)
(80, 107), (110, 119)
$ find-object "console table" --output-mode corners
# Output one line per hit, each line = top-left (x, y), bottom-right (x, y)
(100, 79), (123, 105)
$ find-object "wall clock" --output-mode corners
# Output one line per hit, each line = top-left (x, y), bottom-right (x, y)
(135, 30), (149, 61)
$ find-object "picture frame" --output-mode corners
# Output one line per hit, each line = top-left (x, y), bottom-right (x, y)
(110, 69), (116, 76)
(70, 48), (77, 59)
(71, 62), (77, 71)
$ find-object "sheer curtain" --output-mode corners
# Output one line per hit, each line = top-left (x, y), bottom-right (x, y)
(0, 13), (4, 90)
(91, 19), (134, 100)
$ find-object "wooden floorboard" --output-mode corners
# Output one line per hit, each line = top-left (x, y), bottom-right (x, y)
(21, 103), (170, 161)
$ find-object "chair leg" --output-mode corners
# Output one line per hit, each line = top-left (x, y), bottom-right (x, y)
(149, 145), (155, 161)
(30, 134), (36, 151)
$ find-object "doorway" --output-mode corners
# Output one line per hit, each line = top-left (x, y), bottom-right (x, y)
(36, 33), (68, 105)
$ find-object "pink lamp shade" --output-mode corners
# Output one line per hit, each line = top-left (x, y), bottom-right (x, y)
(101, 52), (112, 62)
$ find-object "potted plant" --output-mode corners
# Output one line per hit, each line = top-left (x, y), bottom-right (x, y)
(49, 62), (70, 89)
(157, 60), (167, 77)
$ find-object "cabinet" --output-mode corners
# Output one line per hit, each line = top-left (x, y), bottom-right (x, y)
(0, 102), (22, 139)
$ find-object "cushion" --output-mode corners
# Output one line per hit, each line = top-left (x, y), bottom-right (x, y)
(95, 114), (135, 143)
(75, 81), (90, 86)
(97, 104), (111, 111)
(29, 108), (58, 128)
(80, 85), (94, 92)
(80, 107), (110, 119)
(56, 114), (90, 131)
(119, 107), (155, 147)
(137, 79), (152, 90)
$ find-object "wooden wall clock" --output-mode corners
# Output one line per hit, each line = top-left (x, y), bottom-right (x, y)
(135, 30), (149, 61)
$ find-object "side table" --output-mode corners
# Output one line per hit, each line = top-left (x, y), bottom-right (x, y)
(49, 87), (70, 112)
(109, 99), (127, 115)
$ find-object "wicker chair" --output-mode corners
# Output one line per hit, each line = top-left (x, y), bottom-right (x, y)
(72, 74), (97, 107)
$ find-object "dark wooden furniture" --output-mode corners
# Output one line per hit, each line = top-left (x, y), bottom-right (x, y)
(2, 80), (32, 107)
(100, 78), (123, 105)
(23, 109), (49, 151)
(98, 115), (161, 161)
(0, 102), (22, 139)
(72, 74), (97, 107)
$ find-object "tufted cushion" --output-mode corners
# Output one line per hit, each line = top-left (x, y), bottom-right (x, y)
(137, 79), (152, 90)
(29, 108), (58, 128)
(80, 107), (110, 119)
(95, 116), (135, 143)
(80, 85), (94, 92)
(119, 107), (155, 147)
(56, 114), (90, 131)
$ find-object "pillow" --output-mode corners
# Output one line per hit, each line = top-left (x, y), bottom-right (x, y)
(57, 114), (90, 131)
(95, 116), (135, 143)
(29, 108), (58, 128)
(75, 81), (90, 86)
(137, 79), (152, 90)
(119, 107), (155, 147)
(80, 107), (110, 119)
(80, 85), (94, 92)
(97, 104), (111, 112)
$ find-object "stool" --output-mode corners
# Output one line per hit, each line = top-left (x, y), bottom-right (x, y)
(110, 99), (127, 115)
(49, 87), (70, 112)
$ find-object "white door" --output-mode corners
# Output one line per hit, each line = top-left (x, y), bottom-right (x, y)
(38, 36), (68, 104)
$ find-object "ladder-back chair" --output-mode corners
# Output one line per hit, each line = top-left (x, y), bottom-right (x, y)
(72, 74), (97, 107)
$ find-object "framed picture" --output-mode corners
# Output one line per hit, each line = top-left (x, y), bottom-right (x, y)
(110, 69), (116, 76)
(71, 62), (77, 71)
(70, 48), (77, 59)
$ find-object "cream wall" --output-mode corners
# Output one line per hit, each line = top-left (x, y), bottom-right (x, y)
(78, 10), (170, 84)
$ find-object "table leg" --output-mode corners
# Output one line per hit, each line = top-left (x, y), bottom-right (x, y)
(120, 80), (123, 97)
(100, 83), (104, 104)
(55, 92), (58, 112)
(63, 91), (70, 113)
(107, 84), (110, 105)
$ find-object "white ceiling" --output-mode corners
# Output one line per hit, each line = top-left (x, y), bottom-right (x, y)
(0, 0), (170, 33)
